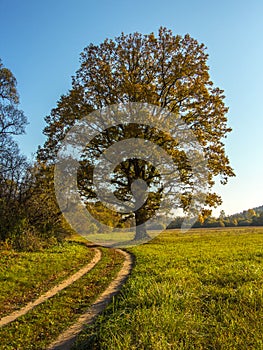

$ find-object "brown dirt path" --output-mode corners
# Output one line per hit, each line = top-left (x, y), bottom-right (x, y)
(0, 248), (101, 328)
(46, 249), (134, 350)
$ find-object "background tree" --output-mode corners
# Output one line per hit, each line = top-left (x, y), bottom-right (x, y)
(0, 59), (28, 240)
(38, 28), (235, 239)
(0, 59), (71, 249)
(23, 163), (71, 241)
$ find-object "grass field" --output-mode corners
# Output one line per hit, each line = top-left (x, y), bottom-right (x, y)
(0, 242), (124, 349)
(0, 241), (94, 318)
(0, 228), (262, 349)
(73, 227), (263, 350)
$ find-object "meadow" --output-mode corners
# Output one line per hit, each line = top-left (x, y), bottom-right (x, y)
(0, 241), (124, 349)
(0, 241), (94, 318)
(0, 228), (262, 349)
(74, 227), (263, 350)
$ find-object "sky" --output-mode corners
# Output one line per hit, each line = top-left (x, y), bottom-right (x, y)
(0, 0), (263, 216)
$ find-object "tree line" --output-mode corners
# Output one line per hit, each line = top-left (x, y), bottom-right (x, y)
(0, 59), (71, 250)
(167, 207), (263, 228)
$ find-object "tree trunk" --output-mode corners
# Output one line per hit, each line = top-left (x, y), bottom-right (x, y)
(134, 210), (150, 241)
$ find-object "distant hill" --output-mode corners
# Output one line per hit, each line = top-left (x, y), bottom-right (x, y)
(215, 205), (263, 227)
(167, 204), (263, 229)
(229, 205), (263, 219)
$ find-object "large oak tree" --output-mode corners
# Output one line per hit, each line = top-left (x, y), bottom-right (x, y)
(38, 28), (235, 240)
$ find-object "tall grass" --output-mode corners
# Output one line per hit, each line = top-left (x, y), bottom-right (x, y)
(74, 227), (263, 350)
(0, 242), (94, 318)
(0, 248), (124, 349)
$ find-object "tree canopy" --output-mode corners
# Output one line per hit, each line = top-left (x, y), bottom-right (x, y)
(38, 27), (235, 241)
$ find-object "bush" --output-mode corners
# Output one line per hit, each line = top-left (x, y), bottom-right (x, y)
(10, 220), (42, 251)
(14, 230), (42, 252)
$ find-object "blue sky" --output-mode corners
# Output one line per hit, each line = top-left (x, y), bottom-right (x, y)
(1, 0), (263, 216)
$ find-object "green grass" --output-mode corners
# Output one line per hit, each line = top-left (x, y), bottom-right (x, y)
(0, 248), (124, 350)
(73, 227), (263, 350)
(82, 230), (158, 246)
(0, 241), (95, 318)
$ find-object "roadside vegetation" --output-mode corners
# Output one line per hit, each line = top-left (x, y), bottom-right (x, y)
(73, 227), (263, 350)
(0, 59), (72, 251)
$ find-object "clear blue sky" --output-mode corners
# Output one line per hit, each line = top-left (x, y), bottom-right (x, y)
(1, 0), (263, 216)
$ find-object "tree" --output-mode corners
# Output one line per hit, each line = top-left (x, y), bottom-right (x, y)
(0, 60), (27, 138)
(23, 163), (71, 240)
(252, 212), (263, 226)
(246, 209), (256, 220)
(38, 28), (235, 240)
(0, 59), (28, 180)
(0, 59), (28, 239)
